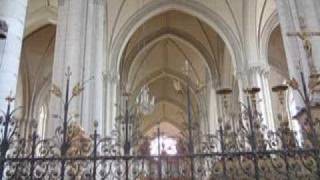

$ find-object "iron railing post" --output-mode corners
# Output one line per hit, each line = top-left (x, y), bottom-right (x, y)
(246, 95), (260, 180)
(157, 124), (162, 179)
(93, 127), (97, 180)
(124, 99), (130, 180)
(281, 130), (291, 180)
(186, 79), (195, 180)
(60, 71), (71, 180)
(0, 101), (11, 180)
(299, 71), (320, 177)
(219, 124), (227, 178)
(29, 130), (37, 180)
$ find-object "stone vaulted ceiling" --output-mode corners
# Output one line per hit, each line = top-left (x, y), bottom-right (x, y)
(23, 0), (281, 138)
(121, 10), (228, 137)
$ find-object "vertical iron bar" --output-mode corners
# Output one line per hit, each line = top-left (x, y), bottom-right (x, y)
(60, 73), (70, 180)
(219, 124), (227, 179)
(125, 160), (129, 180)
(93, 128), (97, 180)
(281, 132), (291, 180)
(246, 95), (260, 180)
(0, 101), (11, 180)
(157, 125), (162, 180)
(186, 80), (195, 180)
(124, 99), (129, 180)
(29, 131), (37, 180)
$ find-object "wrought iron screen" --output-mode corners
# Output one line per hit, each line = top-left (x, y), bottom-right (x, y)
(1, 69), (320, 180)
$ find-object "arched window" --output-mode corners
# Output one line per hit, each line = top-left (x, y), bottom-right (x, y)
(37, 105), (47, 138)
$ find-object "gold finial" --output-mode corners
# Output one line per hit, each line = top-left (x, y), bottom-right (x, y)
(72, 82), (84, 97)
(5, 91), (15, 103)
(50, 84), (62, 97)
(287, 78), (299, 90)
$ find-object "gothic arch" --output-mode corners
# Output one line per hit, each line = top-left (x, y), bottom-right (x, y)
(123, 28), (216, 88)
(260, 10), (279, 65)
(105, 1), (243, 136)
(108, 0), (243, 78)
(17, 25), (56, 137)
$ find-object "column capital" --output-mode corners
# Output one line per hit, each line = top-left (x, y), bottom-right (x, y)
(248, 61), (270, 76)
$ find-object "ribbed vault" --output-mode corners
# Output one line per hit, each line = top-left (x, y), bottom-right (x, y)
(120, 10), (232, 138)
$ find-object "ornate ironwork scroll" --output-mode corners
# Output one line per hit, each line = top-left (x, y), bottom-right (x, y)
(0, 67), (320, 180)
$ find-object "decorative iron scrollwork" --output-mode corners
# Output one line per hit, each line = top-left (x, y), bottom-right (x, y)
(0, 67), (320, 180)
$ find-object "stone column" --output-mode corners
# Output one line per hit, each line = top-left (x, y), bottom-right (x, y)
(49, 0), (107, 135)
(275, 0), (308, 111)
(236, 71), (247, 109)
(103, 72), (118, 136)
(248, 65), (275, 130)
(0, 0), (28, 110)
(243, 0), (275, 130)
(208, 87), (219, 134)
(80, 0), (107, 134)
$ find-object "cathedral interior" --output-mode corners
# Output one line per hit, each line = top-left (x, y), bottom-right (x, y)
(0, 0), (320, 179)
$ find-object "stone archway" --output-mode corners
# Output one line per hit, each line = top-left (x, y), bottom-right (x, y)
(16, 25), (56, 137)
(104, 1), (244, 135)
(104, 6), (242, 145)
(108, 0), (243, 76)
